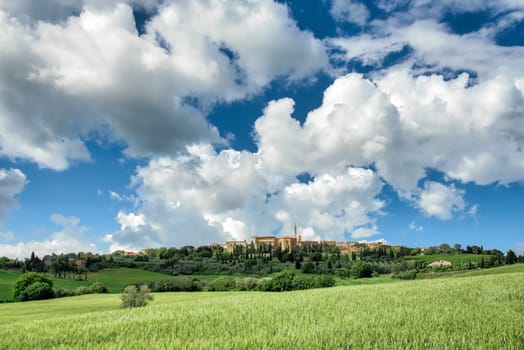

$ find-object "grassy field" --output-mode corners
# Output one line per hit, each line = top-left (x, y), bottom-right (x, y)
(0, 270), (20, 301)
(405, 253), (496, 268)
(0, 268), (174, 300)
(451, 263), (524, 276)
(85, 268), (173, 293)
(0, 268), (522, 349)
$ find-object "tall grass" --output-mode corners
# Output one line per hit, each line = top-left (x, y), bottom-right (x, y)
(0, 272), (522, 349)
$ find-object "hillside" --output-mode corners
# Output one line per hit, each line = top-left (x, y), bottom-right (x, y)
(0, 268), (173, 300)
(0, 270), (522, 349)
(405, 253), (497, 267)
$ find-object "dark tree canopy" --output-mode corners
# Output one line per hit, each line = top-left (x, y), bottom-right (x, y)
(13, 272), (54, 302)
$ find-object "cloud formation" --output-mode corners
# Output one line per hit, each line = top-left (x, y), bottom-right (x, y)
(108, 62), (524, 250)
(0, 1), (327, 169)
(1, 1), (523, 252)
(0, 168), (26, 220)
(0, 214), (96, 259)
(105, 143), (386, 251)
(417, 182), (466, 220)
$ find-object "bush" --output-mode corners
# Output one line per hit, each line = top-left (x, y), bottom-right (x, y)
(271, 270), (296, 291)
(149, 277), (201, 292)
(90, 282), (108, 293)
(54, 288), (74, 298)
(267, 270), (336, 292)
(335, 267), (351, 279)
(317, 275), (336, 288)
(256, 278), (274, 291)
(393, 270), (417, 280)
(25, 282), (54, 301)
(13, 272), (54, 302)
(74, 286), (91, 296)
(351, 261), (373, 278)
(236, 277), (259, 291)
(301, 261), (315, 274)
(121, 285), (153, 308)
(206, 276), (237, 291)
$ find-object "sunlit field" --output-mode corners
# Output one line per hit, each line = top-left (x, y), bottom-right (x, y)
(1, 270), (522, 349)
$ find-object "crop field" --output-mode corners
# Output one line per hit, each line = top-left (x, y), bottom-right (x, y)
(0, 269), (522, 349)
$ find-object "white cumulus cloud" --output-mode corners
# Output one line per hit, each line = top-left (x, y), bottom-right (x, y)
(0, 214), (96, 259)
(417, 182), (466, 220)
(104, 143), (387, 250)
(0, 1), (327, 169)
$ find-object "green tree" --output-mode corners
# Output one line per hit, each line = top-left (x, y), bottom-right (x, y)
(294, 258), (302, 270)
(90, 282), (108, 293)
(271, 270), (296, 291)
(13, 272), (54, 302)
(351, 261), (373, 278)
(506, 250), (517, 265)
(438, 243), (452, 254)
(121, 285), (153, 308)
(207, 277), (236, 291)
(301, 261), (315, 274)
(310, 252), (323, 265)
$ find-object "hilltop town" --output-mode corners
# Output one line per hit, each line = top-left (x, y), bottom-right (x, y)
(221, 224), (400, 255)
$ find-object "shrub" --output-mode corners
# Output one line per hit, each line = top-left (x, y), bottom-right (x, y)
(351, 261), (373, 278)
(301, 261), (315, 274)
(393, 270), (417, 280)
(335, 267), (351, 279)
(54, 288), (74, 298)
(149, 277), (201, 292)
(236, 277), (259, 291)
(256, 278), (274, 291)
(292, 274), (335, 290)
(271, 270), (296, 291)
(121, 285), (153, 308)
(74, 286), (91, 296)
(13, 272), (54, 302)
(317, 275), (336, 288)
(90, 282), (108, 293)
(206, 276), (237, 291)
(25, 282), (54, 301)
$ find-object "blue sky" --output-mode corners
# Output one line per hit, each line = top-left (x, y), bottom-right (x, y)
(0, 0), (523, 258)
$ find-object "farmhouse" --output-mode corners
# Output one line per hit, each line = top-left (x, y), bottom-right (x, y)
(428, 260), (452, 268)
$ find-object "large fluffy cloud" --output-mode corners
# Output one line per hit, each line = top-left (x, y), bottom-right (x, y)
(417, 182), (466, 220)
(0, 1), (327, 169)
(257, 71), (524, 192)
(107, 66), (524, 250)
(106, 143), (386, 251)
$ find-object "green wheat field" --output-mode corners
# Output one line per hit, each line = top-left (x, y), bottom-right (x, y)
(1, 268), (523, 349)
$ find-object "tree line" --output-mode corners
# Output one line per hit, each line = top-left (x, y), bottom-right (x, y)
(1, 243), (522, 280)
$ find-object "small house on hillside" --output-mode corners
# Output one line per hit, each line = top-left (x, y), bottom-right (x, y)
(428, 260), (452, 268)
